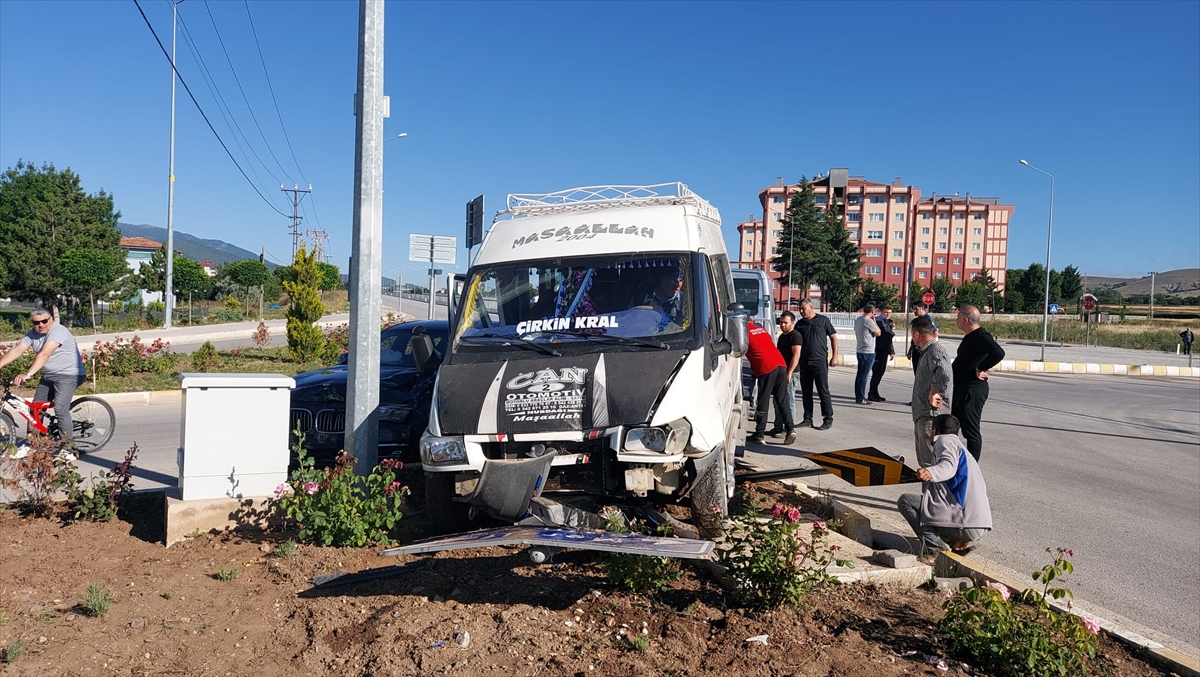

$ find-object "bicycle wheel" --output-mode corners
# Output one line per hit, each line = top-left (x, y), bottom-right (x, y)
(69, 396), (116, 454)
(0, 411), (20, 449)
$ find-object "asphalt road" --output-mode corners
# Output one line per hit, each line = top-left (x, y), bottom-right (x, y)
(56, 357), (1200, 647)
(742, 367), (1200, 649)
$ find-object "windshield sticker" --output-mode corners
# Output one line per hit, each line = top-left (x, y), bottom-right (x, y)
(516, 315), (620, 334)
(503, 367), (589, 424)
(512, 223), (655, 249)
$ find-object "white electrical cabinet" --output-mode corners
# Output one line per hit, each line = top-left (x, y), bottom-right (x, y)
(178, 373), (295, 500)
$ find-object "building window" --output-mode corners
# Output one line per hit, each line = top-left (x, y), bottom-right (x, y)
(939, 227), (948, 235)
(919, 256), (929, 264)
(892, 248), (902, 257)
(919, 271), (928, 279)
(745, 240), (753, 247)
(868, 213), (885, 222)
(772, 212), (782, 221)
(772, 195), (784, 204)
(973, 213), (985, 220)
(920, 242), (929, 250)
(815, 195), (828, 205)
(971, 257), (980, 265)
(847, 229), (859, 240)
(954, 242), (963, 250)
(773, 229), (782, 237)
(891, 266), (901, 275)
(866, 248), (882, 257)
(955, 213), (965, 220)
(973, 227), (982, 235)
(771, 246), (778, 254)
(972, 242), (981, 250)
(939, 213), (949, 220)
(952, 272), (961, 279)
(938, 256), (946, 264)
(848, 195), (862, 205)
(869, 195), (886, 204)
(938, 242), (947, 250)
(953, 257), (961, 264)
(865, 265), (882, 275)
(895, 195), (907, 204)
(921, 213), (932, 220)
(894, 213), (905, 222)
(867, 230), (883, 240)
(921, 227), (930, 235)
(893, 231), (904, 239)
(955, 227), (964, 235)
(936, 272), (945, 278)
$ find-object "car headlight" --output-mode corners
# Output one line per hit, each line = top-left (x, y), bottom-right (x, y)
(624, 419), (690, 455)
(420, 431), (467, 465)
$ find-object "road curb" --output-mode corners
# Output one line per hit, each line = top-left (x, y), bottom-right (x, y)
(831, 352), (1199, 378)
(92, 390), (181, 406)
(936, 551), (1200, 676)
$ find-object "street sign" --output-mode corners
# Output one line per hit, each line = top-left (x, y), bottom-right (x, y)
(1049, 303), (1059, 314)
(427, 268), (443, 276)
(1082, 295), (1097, 311)
(409, 234), (457, 264)
(380, 526), (715, 560)
(922, 292), (935, 305)
(465, 195), (485, 249)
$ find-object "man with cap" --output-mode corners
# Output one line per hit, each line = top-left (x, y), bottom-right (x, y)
(635, 261), (686, 327)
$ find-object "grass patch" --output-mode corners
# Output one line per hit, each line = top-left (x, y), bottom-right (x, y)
(216, 566), (240, 582)
(83, 583), (113, 617)
(275, 539), (296, 559)
(1, 640), (24, 664)
(937, 318), (1190, 353)
(629, 634), (650, 652)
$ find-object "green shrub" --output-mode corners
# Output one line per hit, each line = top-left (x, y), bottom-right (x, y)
(59, 444), (138, 522)
(83, 583), (113, 617)
(939, 548), (1100, 677)
(216, 566), (240, 582)
(191, 341), (220, 372)
(1, 641), (24, 664)
(87, 337), (175, 378)
(712, 494), (851, 609)
(212, 308), (244, 322)
(274, 538), (296, 559)
(597, 508), (681, 595)
(275, 431), (409, 547)
(284, 244), (326, 361)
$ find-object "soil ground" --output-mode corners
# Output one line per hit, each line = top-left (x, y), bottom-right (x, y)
(0, 480), (1171, 677)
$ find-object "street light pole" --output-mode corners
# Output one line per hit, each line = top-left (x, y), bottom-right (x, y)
(163, 0), (185, 328)
(1019, 159), (1054, 361)
(1148, 271), (1157, 319)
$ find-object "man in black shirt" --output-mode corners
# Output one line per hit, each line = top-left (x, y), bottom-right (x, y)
(951, 305), (1006, 461)
(771, 310), (802, 435)
(868, 306), (896, 401)
(794, 299), (838, 430)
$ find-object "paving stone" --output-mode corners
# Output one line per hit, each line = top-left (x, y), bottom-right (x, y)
(934, 577), (974, 592)
(872, 549), (918, 569)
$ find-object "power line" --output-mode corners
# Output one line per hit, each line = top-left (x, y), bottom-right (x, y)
(243, 0), (308, 187)
(201, 0), (293, 184)
(261, 248), (289, 266)
(133, 0), (289, 217)
(175, 8), (280, 202)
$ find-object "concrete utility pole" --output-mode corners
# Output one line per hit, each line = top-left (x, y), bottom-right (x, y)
(1148, 271), (1157, 319)
(163, 0), (186, 329)
(281, 184), (312, 259)
(346, 0), (387, 476)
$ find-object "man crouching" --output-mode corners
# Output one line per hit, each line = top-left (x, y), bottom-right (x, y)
(897, 414), (992, 557)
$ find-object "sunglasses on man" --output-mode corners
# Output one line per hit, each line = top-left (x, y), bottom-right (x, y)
(32, 319), (51, 326)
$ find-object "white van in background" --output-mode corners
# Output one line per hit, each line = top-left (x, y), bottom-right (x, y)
(731, 268), (777, 338)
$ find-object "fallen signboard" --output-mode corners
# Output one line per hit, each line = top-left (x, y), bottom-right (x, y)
(380, 526), (714, 560)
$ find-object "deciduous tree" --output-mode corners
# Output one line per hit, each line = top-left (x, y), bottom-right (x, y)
(930, 277), (957, 313)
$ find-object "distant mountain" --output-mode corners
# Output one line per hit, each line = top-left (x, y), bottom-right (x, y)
(1086, 268), (1199, 297)
(118, 222), (277, 270)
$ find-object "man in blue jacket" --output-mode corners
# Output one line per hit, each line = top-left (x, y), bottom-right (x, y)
(897, 414), (992, 556)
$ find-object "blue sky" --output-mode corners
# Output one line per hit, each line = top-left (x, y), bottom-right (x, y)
(1, 0), (1197, 280)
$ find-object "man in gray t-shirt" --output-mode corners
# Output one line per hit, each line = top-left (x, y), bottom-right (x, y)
(852, 304), (881, 405)
(0, 309), (87, 449)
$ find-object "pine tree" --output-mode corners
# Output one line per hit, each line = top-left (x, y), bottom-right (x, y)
(771, 178), (829, 305)
(815, 200), (861, 311)
(283, 244), (326, 360)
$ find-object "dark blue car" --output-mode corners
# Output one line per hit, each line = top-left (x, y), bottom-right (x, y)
(288, 320), (448, 467)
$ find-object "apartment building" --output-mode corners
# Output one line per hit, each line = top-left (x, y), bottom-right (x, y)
(735, 169), (1011, 308)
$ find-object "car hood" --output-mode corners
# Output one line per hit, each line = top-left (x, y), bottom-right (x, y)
(291, 365), (426, 404)
(436, 350), (686, 435)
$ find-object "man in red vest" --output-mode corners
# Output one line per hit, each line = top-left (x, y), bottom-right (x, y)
(746, 320), (796, 446)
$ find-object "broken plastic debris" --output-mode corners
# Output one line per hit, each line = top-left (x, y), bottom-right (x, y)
(428, 641), (445, 649)
(745, 634), (769, 646)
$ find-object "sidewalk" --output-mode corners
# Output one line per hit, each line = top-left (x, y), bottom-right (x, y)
(832, 333), (1200, 378)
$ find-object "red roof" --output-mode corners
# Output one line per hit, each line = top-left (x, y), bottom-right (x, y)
(199, 261), (215, 268)
(120, 236), (162, 250)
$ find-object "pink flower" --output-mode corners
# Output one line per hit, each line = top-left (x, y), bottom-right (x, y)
(771, 502), (785, 518)
(303, 482), (319, 495)
(785, 508), (801, 523)
(812, 520), (827, 531)
(1080, 614), (1101, 636)
(986, 581), (1011, 602)
(707, 504), (723, 515)
(273, 483), (290, 498)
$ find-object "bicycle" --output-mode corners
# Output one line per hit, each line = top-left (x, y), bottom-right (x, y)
(0, 381), (116, 456)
